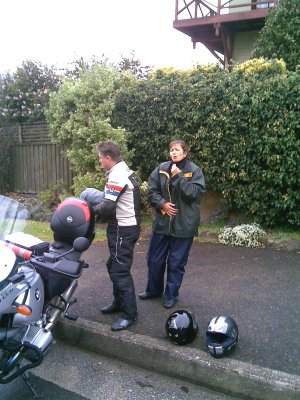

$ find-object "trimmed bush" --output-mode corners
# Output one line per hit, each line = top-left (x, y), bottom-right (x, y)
(112, 63), (300, 227)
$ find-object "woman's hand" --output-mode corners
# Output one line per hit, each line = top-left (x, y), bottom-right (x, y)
(171, 164), (180, 175)
(162, 202), (178, 217)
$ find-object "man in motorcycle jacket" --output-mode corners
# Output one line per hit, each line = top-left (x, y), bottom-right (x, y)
(93, 141), (141, 331)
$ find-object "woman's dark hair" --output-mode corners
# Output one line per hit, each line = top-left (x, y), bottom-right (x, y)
(97, 141), (121, 161)
(169, 140), (190, 154)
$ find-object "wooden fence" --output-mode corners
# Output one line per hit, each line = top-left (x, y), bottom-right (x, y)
(0, 121), (73, 194)
(10, 144), (72, 193)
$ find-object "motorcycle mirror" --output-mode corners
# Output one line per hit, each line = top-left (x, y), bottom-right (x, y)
(72, 237), (90, 253)
(48, 237), (91, 262)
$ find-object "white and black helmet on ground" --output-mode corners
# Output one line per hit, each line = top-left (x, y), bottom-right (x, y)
(206, 315), (238, 357)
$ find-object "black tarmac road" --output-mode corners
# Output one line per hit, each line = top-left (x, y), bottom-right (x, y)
(71, 237), (300, 376)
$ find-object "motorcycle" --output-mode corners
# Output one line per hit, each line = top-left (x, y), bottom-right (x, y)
(0, 195), (95, 396)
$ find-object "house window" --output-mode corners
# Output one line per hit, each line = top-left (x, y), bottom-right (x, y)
(256, 1), (275, 9)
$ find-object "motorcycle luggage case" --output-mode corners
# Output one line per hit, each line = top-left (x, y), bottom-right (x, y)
(4, 232), (49, 255)
(50, 198), (95, 245)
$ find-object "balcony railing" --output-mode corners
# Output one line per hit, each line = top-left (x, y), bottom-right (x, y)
(175, 0), (278, 20)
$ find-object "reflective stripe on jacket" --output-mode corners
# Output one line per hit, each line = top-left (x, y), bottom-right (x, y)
(148, 160), (206, 238)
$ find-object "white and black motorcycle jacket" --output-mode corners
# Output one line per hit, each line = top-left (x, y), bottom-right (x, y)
(93, 161), (141, 227)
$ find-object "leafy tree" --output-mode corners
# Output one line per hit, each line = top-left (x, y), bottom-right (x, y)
(61, 57), (94, 80)
(62, 53), (152, 80)
(253, 0), (300, 71)
(46, 63), (135, 194)
(61, 55), (111, 80)
(0, 60), (61, 123)
(117, 51), (153, 79)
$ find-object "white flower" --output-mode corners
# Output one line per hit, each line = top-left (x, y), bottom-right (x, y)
(218, 223), (266, 248)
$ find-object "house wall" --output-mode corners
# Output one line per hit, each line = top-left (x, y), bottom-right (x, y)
(229, 0), (251, 13)
(229, 0), (275, 13)
(232, 30), (259, 64)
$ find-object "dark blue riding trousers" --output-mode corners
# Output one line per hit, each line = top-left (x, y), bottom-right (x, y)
(146, 233), (193, 301)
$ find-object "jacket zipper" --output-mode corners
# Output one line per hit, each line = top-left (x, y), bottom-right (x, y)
(159, 170), (173, 233)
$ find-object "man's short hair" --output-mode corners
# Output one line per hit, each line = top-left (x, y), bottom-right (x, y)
(97, 141), (121, 161)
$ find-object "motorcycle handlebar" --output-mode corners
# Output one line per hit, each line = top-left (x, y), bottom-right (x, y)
(0, 240), (32, 260)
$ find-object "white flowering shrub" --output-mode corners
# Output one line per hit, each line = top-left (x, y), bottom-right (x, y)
(218, 223), (266, 248)
(140, 181), (152, 215)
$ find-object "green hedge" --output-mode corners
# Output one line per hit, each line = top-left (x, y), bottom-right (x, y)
(112, 65), (300, 227)
(198, 70), (300, 227)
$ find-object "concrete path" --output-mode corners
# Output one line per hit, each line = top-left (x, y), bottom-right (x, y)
(55, 239), (300, 399)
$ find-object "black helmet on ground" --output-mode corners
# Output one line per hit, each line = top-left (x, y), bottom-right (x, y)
(165, 309), (198, 345)
(206, 315), (238, 357)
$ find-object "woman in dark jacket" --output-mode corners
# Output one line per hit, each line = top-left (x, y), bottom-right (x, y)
(139, 139), (206, 308)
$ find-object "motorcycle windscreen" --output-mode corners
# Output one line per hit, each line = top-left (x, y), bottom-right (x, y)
(0, 244), (17, 282)
(0, 195), (29, 238)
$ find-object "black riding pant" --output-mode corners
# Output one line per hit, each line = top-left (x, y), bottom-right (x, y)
(106, 224), (140, 320)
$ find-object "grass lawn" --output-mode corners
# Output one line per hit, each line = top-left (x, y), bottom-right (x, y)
(266, 226), (300, 242)
(24, 220), (107, 243)
(21, 216), (300, 245)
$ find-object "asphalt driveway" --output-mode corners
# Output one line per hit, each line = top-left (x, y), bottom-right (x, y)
(70, 238), (300, 377)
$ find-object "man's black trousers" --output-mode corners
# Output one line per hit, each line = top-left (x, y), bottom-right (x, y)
(106, 224), (140, 320)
